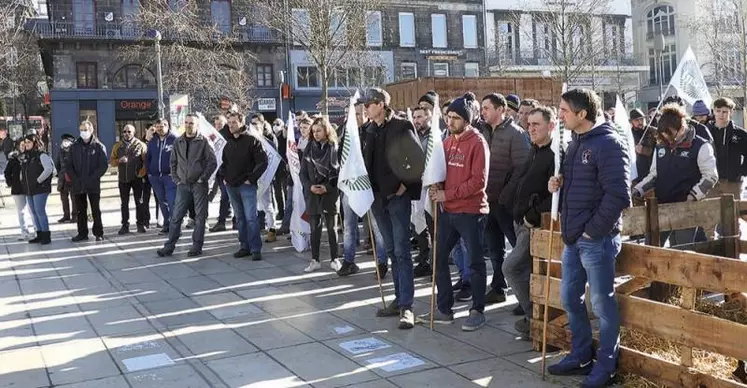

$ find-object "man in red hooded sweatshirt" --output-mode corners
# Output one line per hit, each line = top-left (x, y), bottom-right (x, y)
(423, 93), (491, 332)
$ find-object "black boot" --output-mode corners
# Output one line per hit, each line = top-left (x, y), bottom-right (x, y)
(28, 232), (42, 243)
(39, 231), (51, 245)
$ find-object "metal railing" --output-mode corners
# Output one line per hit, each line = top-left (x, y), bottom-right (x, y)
(29, 20), (279, 43)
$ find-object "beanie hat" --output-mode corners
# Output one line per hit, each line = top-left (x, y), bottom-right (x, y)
(629, 109), (645, 121)
(506, 94), (521, 112)
(61, 133), (76, 141)
(418, 90), (438, 108)
(692, 100), (710, 116)
(448, 93), (477, 123)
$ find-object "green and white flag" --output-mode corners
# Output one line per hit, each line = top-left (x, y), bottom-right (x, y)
(338, 93), (374, 217)
(422, 96), (446, 216)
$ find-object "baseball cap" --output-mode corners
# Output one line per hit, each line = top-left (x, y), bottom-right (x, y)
(357, 88), (391, 106)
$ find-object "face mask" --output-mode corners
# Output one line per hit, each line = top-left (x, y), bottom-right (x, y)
(61, 140), (72, 148)
(80, 131), (92, 140)
(273, 125), (281, 134)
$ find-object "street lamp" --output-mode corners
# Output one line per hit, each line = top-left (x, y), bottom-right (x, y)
(654, 34), (666, 101)
(148, 29), (165, 119)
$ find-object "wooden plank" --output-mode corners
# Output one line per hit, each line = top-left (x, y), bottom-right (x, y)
(740, 240), (747, 255)
(668, 239), (727, 257)
(722, 195), (738, 259)
(679, 287), (696, 367)
(622, 205), (647, 236)
(621, 198), (722, 236)
(615, 277), (652, 295)
(533, 275), (747, 361)
(531, 230), (747, 293)
(739, 200), (747, 215)
(531, 321), (747, 388)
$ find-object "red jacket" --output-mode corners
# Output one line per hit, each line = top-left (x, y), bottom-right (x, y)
(443, 127), (489, 214)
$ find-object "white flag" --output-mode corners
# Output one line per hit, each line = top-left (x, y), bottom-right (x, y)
(613, 96), (637, 183)
(669, 46), (713, 108)
(196, 113), (226, 188)
(422, 96), (447, 216)
(550, 83), (568, 221)
(338, 93), (374, 218)
(247, 126), (281, 200)
(285, 113), (310, 252)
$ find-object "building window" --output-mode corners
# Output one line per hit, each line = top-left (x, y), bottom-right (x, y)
(211, 0), (232, 34)
(462, 15), (478, 49)
(121, 0), (140, 35)
(464, 62), (479, 77)
(72, 0), (95, 34)
(648, 44), (677, 85)
(76, 62), (98, 89)
(256, 64), (274, 87)
(646, 5), (675, 38)
(604, 22), (623, 59)
(535, 21), (552, 60)
(292, 8), (310, 45)
(296, 66), (319, 88)
(363, 66), (386, 86)
(366, 11), (383, 47)
(432, 14), (447, 48)
(400, 62), (417, 80)
(112, 64), (155, 89)
(399, 12), (415, 47)
(433, 63), (449, 77)
(496, 21), (514, 64)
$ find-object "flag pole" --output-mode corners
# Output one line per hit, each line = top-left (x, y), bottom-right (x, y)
(637, 82), (672, 145)
(367, 212), (387, 310)
(429, 201), (439, 330)
(540, 218), (555, 380)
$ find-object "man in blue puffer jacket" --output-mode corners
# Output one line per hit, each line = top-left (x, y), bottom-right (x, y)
(547, 89), (631, 388)
(146, 118), (178, 235)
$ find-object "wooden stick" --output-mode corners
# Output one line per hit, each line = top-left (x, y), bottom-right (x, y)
(540, 218), (555, 380)
(367, 212), (387, 310)
(429, 202), (439, 330)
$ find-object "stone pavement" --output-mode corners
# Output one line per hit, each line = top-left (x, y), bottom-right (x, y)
(0, 177), (584, 388)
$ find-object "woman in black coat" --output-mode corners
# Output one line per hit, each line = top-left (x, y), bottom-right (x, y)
(20, 134), (55, 244)
(300, 117), (340, 273)
(4, 141), (33, 240)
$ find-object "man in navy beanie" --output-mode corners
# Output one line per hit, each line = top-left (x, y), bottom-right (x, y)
(506, 94), (521, 121)
(692, 100), (710, 124)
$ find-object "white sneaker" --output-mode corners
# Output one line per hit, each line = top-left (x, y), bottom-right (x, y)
(304, 260), (322, 273)
(330, 259), (341, 271)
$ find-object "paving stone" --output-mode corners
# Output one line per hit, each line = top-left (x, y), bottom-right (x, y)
(434, 321), (533, 357)
(184, 258), (238, 275)
(142, 298), (217, 328)
(190, 292), (265, 320)
(226, 316), (314, 350)
(102, 332), (182, 373)
(40, 338), (120, 386)
(148, 263), (201, 280)
(322, 335), (436, 378)
(87, 305), (154, 336)
(283, 312), (365, 341)
(268, 342), (379, 388)
(389, 367), (478, 387)
(0, 346), (49, 388)
(60, 272), (113, 289)
(125, 364), (211, 388)
(377, 325), (493, 366)
(56, 375), (130, 388)
(207, 352), (307, 388)
(166, 276), (224, 297)
(122, 281), (185, 303)
(206, 272), (263, 292)
(448, 357), (572, 388)
(32, 311), (99, 345)
(109, 267), (162, 285)
(166, 323), (258, 361)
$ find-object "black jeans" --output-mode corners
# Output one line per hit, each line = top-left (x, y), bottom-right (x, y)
(415, 211), (434, 265)
(118, 179), (146, 226)
(75, 193), (103, 237)
(273, 174), (286, 219)
(164, 183), (209, 251)
(486, 201), (516, 293)
(60, 185), (76, 219)
(217, 178), (232, 224)
(142, 176), (153, 225)
(311, 213), (338, 262)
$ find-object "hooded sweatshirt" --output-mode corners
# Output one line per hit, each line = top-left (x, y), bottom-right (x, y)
(442, 126), (489, 214)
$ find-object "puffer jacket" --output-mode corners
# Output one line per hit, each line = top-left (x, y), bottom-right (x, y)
(170, 134), (217, 185)
(66, 137), (108, 194)
(479, 116), (530, 206)
(110, 138), (147, 183)
(4, 151), (23, 195)
(561, 122), (631, 244)
(146, 132), (177, 176)
(513, 142), (554, 227)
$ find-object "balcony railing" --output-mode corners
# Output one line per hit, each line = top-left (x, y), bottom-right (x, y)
(28, 20), (279, 43)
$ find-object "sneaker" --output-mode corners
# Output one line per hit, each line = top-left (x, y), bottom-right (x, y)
(336, 261), (360, 277)
(398, 309), (415, 330)
(185, 219), (195, 229)
(118, 225), (130, 235)
(452, 279), (464, 291)
(158, 226), (169, 235)
(376, 262), (388, 279)
(95, 236), (104, 242)
(209, 223), (226, 232)
(304, 260), (322, 273)
(547, 354), (594, 376)
(514, 317), (530, 337)
(330, 259), (341, 272)
(187, 248), (202, 257)
(455, 284), (473, 302)
(485, 289), (507, 304)
(512, 305), (525, 316)
(413, 262), (431, 278)
(265, 230), (277, 243)
(252, 252), (262, 261)
(461, 309), (486, 331)
(136, 224), (147, 233)
(71, 235), (89, 242)
(376, 300), (399, 317)
(156, 248), (173, 257)
(233, 249), (251, 258)
(580, 365), (617, 388)
(417, 310), (454, 324)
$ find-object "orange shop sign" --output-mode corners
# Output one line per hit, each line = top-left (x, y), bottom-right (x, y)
(116, 99), (157, 111)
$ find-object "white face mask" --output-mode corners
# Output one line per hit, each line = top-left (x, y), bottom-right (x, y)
(61, 139), (72, 148)
(80, 131), (92, 140)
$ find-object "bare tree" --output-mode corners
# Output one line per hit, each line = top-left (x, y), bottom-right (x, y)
(520, 0), (611, 86)
(486, 14), (520, 76)
(256, 0), (381, 116)
(115, 1), (256, 114)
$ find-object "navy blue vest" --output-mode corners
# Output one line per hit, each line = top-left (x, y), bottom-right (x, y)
(655, 136), (706, 204)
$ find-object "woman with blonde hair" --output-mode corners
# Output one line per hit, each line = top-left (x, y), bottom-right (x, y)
(300, 117), (340, 272)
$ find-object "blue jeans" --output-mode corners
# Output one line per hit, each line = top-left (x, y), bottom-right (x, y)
(218, 179), (232, 224)
(451, 239), (471, 283)
(370, 194), (413, 309)
(226, 183), (262, 253)
(281, 182), (293, 230)
(26, 193), (49, 231)
(486, 202), (516, 293)
(561, 233), (622, 373)
(435, 212), (487, 313)
(342, 194), (387, 264)
(149, 174), (176, 224)
(164, 183), (208, 251)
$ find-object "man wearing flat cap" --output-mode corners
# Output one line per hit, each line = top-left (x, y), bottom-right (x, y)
(361, 87), (425, 330)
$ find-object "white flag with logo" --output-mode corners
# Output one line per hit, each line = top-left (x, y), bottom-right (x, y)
(422, 96), (447, 216)
(196, 113), (227, 188)
(613, 96), (637, 183)
(285, 113), (310, 252)
(669, 46), (713, 108)
(338, 93), (374, 217)
(247, 126), (282, 200)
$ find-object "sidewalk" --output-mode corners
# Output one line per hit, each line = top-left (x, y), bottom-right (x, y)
(0, 178), (581, 388)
